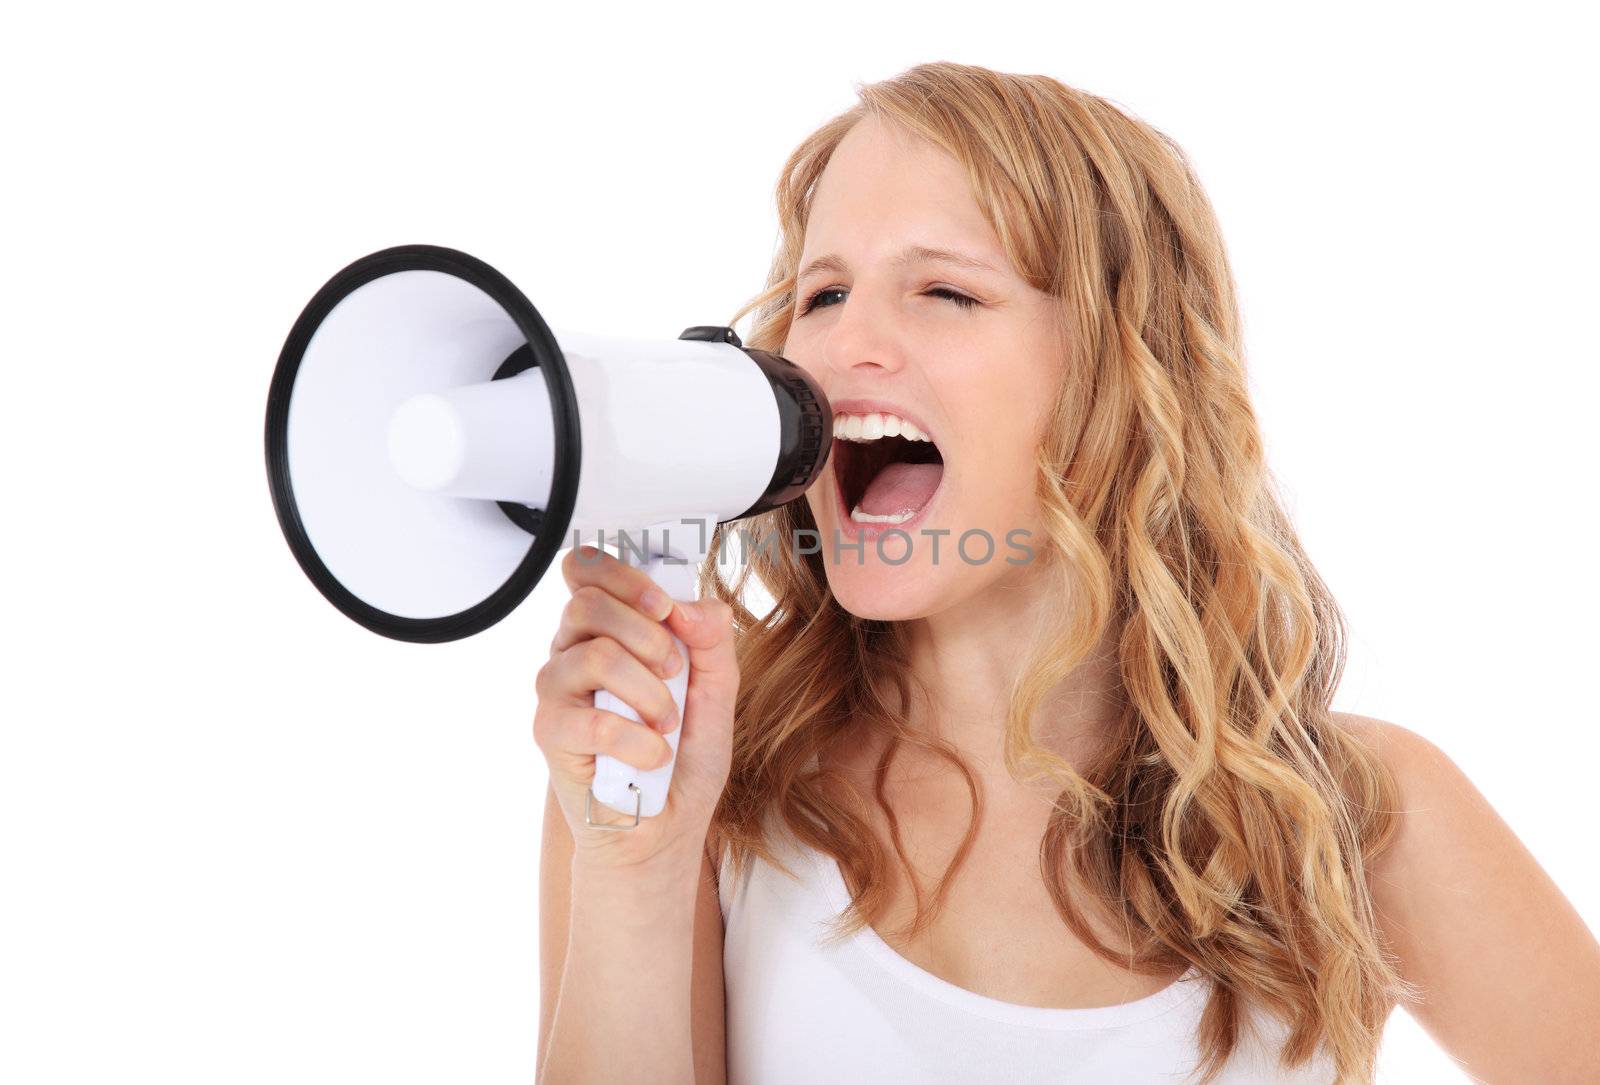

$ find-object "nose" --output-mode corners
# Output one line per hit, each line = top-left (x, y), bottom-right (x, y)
(819, 283), (908, 379)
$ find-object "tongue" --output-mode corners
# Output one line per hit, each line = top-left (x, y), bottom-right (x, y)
(858, 461), (943, 516)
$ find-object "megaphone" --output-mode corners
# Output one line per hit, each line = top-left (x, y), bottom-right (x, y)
(264, 244), (831, 828)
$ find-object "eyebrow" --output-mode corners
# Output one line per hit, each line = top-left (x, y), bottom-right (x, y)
(797, 244), (1001, 284)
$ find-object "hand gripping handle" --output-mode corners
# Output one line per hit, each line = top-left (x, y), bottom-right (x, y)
(585, 517), (714, 830)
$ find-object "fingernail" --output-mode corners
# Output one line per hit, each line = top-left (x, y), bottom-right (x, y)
(678, 600), (700, 623)
(641, 587), (672, 621)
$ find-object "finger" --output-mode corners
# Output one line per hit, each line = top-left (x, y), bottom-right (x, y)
(535, 706), (672, 774)
(552, 584), (683, 679)
(560, 546), (674, 623)
(550, 635), (679, 732)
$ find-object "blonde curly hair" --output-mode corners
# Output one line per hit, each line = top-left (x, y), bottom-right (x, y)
(701, 61), (1410, 1084)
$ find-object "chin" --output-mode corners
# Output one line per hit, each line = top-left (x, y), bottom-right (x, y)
(807, 501), (976, 622)
(824, 559), (949, 622)
(800, 480), (1044, 623)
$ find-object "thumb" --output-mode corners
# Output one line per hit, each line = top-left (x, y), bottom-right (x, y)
(664, 597), (739, 723)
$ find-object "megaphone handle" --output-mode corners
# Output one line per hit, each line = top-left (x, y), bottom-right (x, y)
(588, 527), (709, 827)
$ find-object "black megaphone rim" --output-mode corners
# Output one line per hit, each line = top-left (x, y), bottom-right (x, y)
(263, 243), (581, 643)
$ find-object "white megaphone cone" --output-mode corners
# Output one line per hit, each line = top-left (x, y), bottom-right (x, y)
(265, 244), (832, 828)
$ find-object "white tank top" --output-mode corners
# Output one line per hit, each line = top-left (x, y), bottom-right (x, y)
(718, 816), (1339, 1084)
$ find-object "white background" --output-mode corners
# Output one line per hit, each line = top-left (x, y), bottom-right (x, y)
(3, 2), (1595, 1082)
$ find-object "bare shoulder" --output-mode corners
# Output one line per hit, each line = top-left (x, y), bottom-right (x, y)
(1326, 710), (1600, 1082)
(1325, 710), (1544, 899)
(1325, 709), (1439, 777)
(1326, 708), (1547, 914)
(1324, 710), (1471, 891)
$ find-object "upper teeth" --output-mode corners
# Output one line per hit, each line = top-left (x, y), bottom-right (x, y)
(832, 412), (932, 442)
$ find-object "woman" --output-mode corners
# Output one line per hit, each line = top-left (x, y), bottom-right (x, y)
(535, 63), (1600, 1084)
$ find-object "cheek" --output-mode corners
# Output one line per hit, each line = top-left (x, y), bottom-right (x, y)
(989, 454), (1041, 527)
(952, 404), (1048, 528)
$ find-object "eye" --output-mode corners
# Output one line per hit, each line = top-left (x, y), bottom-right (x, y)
(927, 287), (979, 310)
(798, 287), (847, 316)
(796, 285), (979, 316)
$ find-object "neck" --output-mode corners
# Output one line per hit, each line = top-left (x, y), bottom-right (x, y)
(889, 560), (1127, 791)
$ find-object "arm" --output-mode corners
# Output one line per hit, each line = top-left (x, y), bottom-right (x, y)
(690, 840), (728, 1085)
(1347, 714), (1600, 1083)
(537, 781), (727, 1084)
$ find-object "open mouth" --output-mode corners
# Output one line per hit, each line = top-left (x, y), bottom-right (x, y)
(832, 429), (945, 526)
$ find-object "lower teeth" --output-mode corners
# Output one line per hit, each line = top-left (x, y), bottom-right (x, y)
(850, 505), (917, 525)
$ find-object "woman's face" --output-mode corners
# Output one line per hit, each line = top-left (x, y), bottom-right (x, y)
(782, 115), (1065, 621)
